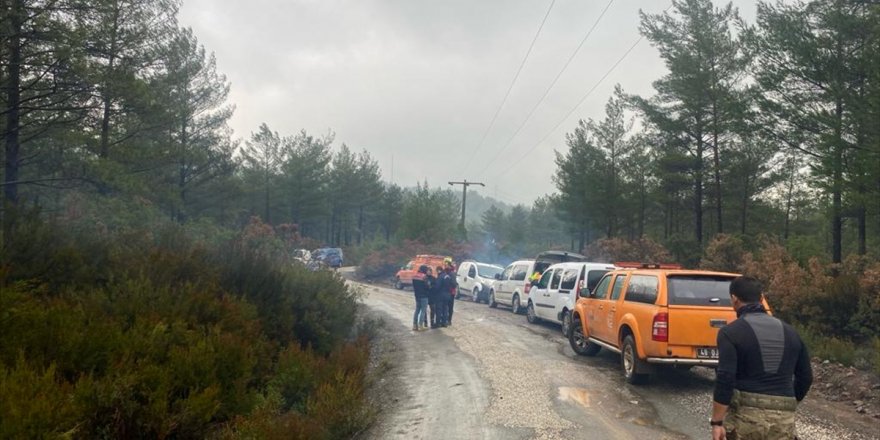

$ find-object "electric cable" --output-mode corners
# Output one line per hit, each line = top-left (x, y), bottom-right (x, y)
(462, 0), (557, 174)
(477, 0), (616, 173)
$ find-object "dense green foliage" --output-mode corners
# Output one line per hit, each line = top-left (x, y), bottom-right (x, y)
(552, 0), (879, 263)
(0, 202), (371, 439)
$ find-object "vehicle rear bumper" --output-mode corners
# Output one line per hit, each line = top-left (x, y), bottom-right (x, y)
(645, 357), (718, 366)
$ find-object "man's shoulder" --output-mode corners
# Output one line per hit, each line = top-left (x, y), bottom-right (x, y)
(719, 316), (751, 338)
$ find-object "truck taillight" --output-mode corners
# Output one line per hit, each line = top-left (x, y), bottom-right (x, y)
(524, 282), (531, 294)
(652, 312), (668, 342)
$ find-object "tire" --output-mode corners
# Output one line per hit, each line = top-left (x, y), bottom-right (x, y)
(488, 290), (497, 308)
(473, 288), (481, 303)
(561, 310), (572, 337)
(394, 278), (403, 290)
(526, 301), (539, 324)
(621, 335), (649, 384)
(511, 295), (522, 314)
(569, 315), (601, 356)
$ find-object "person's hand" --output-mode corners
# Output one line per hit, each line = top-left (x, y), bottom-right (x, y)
(712, 425), (726, 440)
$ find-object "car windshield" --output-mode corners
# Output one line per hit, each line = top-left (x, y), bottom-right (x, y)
(476, 264), (502, 278)
(667, 275), (734, 306)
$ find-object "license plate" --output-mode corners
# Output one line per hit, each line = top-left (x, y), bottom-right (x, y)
(696, 347), (719, 359)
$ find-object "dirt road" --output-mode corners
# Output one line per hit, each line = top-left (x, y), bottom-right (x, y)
(354, 281), (878, 440)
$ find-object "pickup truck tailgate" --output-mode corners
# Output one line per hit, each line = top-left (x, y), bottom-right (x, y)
(668, 305), (736, 347)
(665, 274), (737, 350)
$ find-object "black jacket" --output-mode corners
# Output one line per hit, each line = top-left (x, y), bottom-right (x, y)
(713, 304), (813, 406)
(412, 273), (433, 300)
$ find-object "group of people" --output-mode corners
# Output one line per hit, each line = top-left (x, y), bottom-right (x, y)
(411, 259), (458, 331)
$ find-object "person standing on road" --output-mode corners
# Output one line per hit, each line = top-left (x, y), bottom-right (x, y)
(711, 276), (813, 440)
(444, 263), (458, 326)
(430, 267), (446, 328)
(433, 266), (450, 327)
(411, 265), (432, 331)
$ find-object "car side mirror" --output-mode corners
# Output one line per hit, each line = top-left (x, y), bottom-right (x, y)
(579, 287), (590, 298)
(494, 273), (501, 280)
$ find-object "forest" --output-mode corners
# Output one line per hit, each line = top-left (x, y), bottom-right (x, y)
(1, 0), (879, 437)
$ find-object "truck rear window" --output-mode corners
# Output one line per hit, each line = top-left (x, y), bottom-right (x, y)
(667, 275), (734, 306)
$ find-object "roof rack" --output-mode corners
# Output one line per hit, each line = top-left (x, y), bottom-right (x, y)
(615, 261), (683, 270)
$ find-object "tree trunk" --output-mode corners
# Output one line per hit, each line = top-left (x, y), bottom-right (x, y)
(784, 159), (795, 240)
(3, 0), (23, 212)
(177, 116), (188, 224)
(695, 133), (704, 245)
(712, 102), (723, 234)
(99, 5), (121, 159)
(357, 206), (364, 245)
(264, 170), (270, 223)
(831, 98), (843, 264)
(740, 174), (749, 235)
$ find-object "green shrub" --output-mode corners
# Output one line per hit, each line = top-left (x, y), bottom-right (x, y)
(0, 210), (372, 438)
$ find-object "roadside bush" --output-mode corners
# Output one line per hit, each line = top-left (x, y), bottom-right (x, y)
(583, 237), (673, 265)
(700, 234), (747, 272)
(739, 242), (880, 372)
(0, 209), (372, 438)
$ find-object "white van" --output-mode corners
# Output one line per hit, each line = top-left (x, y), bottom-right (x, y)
(456, 261), (504, 303)
(490, 251), (589, 314)
(526, 262), (616, 335)
(489, 259), (533, 313)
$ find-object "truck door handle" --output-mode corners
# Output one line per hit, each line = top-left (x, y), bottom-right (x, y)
(710, 319), (727, 328)
(598, 305), (604, 310)
(610, 307), (616, 312)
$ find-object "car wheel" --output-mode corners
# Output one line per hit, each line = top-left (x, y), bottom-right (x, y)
(569, 316), (601, 356)
(622, 335), (649, 384)
(488, 290), (497, 308)
(473, 288), (480, 303)
(561, 311), (572, 337)
(512, 295), (522, 314)
(394, 278), (403, 290)
(526, 301), (539, 324)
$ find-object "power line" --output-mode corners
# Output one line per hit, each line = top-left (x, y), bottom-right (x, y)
(491, 33), (646, 181)
(477, 0), (616, 173)
(462, 0), (556, 174)
(488, 2), (676, 183)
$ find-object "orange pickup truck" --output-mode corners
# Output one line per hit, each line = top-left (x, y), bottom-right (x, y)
(394, 254), (450, 290)
(568, 264), (768, 384)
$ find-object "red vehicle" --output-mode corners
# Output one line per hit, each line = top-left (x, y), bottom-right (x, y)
(394, 255), (451, 290)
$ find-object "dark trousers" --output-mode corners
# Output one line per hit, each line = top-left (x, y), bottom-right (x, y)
(446, 294), (455, 323)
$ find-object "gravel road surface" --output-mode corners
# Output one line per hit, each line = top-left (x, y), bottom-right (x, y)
(354, 280), (879, 440)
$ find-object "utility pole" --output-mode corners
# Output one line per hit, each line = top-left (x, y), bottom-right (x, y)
(448, 179), (485, 237)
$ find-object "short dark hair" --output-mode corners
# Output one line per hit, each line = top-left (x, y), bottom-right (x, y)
(730, 276), (762, 303)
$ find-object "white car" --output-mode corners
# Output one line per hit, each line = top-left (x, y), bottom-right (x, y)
(489, 251), (590, 314)
(489, 259), (533, 313)
(526, 261), (615, 335)
(456, 261), (504, 303)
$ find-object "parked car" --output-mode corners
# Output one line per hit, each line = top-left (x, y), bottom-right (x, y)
(489, 260), (531, 313)
(394, 254), (450, 289)
(312, 248), (344, 268)
(525, 262), (615, 335)
(489, 250), (586, 314)
(456, 261), (503, 303)
(292, 249), (312, 264)
(568, 263), (771, 384)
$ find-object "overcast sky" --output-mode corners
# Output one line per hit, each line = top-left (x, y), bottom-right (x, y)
(179, 0), (759, 206)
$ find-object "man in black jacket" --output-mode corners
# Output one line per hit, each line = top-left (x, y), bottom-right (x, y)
(711, 276), (813, 440)
(411, 265), (432, 331)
